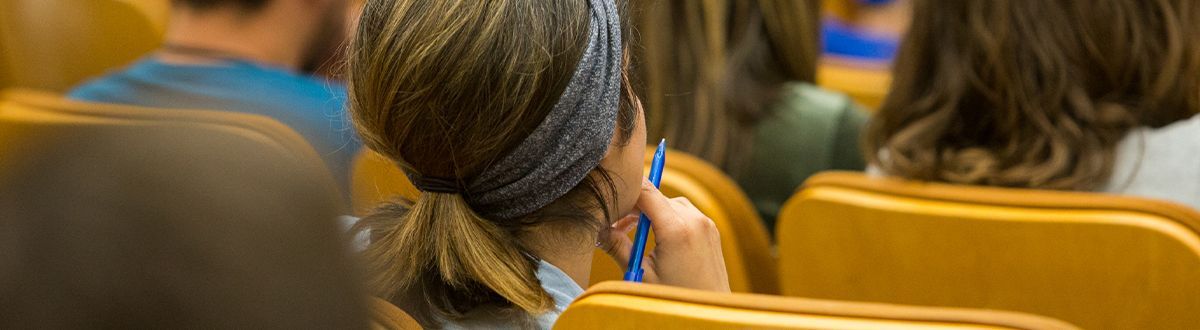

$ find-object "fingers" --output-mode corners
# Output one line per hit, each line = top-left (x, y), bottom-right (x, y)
(599, 215), (638, 266)
(671, 196), (695, 209)
(610, 214), (638, 235)
(636, 180), (684, 233)
(669, 197), (705, 220)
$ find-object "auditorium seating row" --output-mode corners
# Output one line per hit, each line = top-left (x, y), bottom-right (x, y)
(353, 136), (1200, 330)
(5, 1), (1198, 328)
(8, 90), (1200, 328)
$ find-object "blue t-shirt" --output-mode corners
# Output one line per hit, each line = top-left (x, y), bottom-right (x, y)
(822, 18), (900, 62)
(69, 57), (361, 193)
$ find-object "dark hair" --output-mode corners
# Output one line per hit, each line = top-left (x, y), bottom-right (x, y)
(0, 130), (367, 329)
(633, 0), (821, 171)
(347, 0), (636, 326)
(172, 0), (269, 12)
(866, 0), (1200, 190)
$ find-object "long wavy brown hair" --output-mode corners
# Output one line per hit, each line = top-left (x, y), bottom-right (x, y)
(633, 0), (821, 171)
(866, 0), (1200, 189)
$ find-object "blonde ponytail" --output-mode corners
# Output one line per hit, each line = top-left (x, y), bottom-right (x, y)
(354, 193), (552, 324)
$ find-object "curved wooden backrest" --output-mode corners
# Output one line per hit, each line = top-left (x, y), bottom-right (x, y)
(350, 149), (419, 215)
(0, 89), (340, 205)
(777, 171), (1200, 329)
(114, 0), (170, 34)
(0, 0), (163, 91)
(368, 297), (422, 330)
(823, 0), (856, 21)
(555, 281), (1079, 330)
(815, 58), (892, 110)
(589, 149), (776, 294)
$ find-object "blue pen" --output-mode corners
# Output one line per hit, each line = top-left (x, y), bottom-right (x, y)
(625, 139), (666, 282)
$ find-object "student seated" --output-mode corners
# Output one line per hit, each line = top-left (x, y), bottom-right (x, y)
(634, 0), (870, 228)
(866, 0), (1200, 210)
(0, 131), (367, 329)
(68, 0), (361, 190)
(347, 0), (730, 328)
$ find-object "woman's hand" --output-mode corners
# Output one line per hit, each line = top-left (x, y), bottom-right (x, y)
(600, 179), (731, 292)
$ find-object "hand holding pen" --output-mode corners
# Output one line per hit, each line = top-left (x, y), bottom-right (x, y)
(625, 140), (667, 282)
(599, 141), (731, 293)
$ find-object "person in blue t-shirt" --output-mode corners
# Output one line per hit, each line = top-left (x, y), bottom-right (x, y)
(70, 0), (361, 194)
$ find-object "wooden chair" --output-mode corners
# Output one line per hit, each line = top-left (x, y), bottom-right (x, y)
(368, 297), (422, 330)
(823, 0), (855, 22)
(0, 89), (338, 203)
(0, 0), (163, 91)
(815, 58), (892, 110)
(589, 149), (777, 294)
(115, 0), (170, 34)
(555, 281), (1079, 330)
(0, 116), (366, 329)
(777, 171), (1200, 329)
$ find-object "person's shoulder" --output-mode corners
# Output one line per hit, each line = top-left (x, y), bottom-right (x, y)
(1154, 113), (1200, 135)
(66, 61), (150, 102)
(1132, 114), (1200, 148)
(265, 74), (347, 107)
(1105, 114), (1200, 208)
(247, 65), (346, 96)
(66, 79), (115, 101)
(773, 82), (866, 123)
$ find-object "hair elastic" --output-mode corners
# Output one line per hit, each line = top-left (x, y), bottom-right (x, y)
(409, 175), (465, 194)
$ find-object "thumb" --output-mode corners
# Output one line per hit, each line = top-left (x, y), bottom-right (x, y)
(599, 215), (638, 266)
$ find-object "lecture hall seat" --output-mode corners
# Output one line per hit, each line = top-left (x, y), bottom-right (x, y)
(0, 0), (164, 91)
(368, 297), (421, 330)
(815, 57), (892, 110)
(776, 171), (1200, 330)
(0, 88), (339, 204)
(554, 281), (1079, 330)
(823, 0), (854, 22)
(115, 0), (171, 34)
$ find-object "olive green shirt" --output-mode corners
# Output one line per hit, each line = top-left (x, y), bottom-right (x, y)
(734, 83), (870, 235)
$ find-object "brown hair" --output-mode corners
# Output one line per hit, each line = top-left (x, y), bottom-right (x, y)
(0, 130), (366, 329)
(347, 0), (636, 325)
(634, 0), (820, 171)
(867, 0), (1200, 189)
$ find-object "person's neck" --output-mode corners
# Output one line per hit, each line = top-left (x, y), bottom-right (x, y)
(160, 8), (305, 70)
(527, 227), (598, 289)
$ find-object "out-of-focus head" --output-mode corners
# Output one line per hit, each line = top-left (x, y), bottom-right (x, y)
(170, 0), (351, 72)
(868, 0), (1200, 190)
(634, 0), (821, 170)
(173, 0), (270, 11)
(0, 131), (368, 329)
(348, 0), (640, 325)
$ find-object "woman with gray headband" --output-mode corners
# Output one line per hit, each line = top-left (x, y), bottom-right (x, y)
(347, 0), (730, 328)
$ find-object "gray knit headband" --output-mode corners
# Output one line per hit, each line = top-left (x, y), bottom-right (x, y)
(410, 0), (623, 220)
